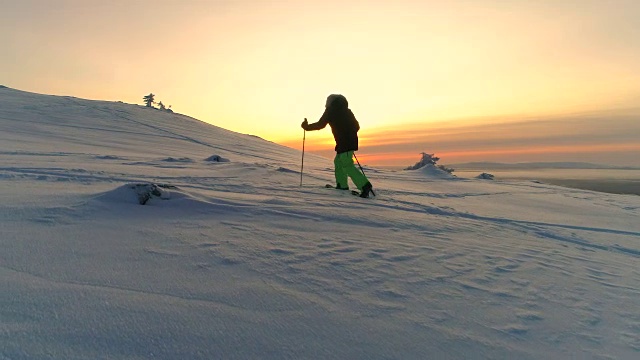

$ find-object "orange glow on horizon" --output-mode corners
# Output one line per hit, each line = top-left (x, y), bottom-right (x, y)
(277, 107), (640, 167)
(354, 142), (640, 166)
(3, 1), (640, 166)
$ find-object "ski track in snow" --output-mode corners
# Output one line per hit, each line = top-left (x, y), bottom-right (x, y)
(2, 88), (640, 359)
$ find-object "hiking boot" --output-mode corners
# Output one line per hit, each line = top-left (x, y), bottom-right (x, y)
(359, 182), (373, 198)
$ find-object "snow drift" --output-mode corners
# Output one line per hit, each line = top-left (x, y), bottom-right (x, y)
(1, 87), (639, 360)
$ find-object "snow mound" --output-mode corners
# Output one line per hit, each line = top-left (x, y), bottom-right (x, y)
(476, 172), (495, 180)
(95, 155), (123, 160)
(94, 183), (179, 205)
(204, 155), (230, 162)
(91, 183), (242, 212)
(407, 164), (456, 179)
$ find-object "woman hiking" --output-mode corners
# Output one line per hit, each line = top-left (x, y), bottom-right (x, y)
(301, 94), (374, 198)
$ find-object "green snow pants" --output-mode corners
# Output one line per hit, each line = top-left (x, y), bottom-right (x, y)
(334, 151), (369, 190)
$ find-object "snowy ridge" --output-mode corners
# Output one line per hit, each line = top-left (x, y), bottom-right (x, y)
(1, 87), (640, 359)
(0, 87), (313, 166)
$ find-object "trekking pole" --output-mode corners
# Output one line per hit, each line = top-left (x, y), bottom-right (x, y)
(300, 122), (306, 187)
(353, 153), (375, 196)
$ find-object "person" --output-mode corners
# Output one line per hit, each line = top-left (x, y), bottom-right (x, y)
(301, 94), (374, 198)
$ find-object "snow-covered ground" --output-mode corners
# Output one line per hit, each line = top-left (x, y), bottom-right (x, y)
(1, 87), (639, 359)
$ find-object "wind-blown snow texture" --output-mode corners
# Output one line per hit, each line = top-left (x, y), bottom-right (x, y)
(1, 87), (639, 359)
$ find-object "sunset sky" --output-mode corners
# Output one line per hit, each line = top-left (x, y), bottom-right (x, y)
(3, 0), (640, 166)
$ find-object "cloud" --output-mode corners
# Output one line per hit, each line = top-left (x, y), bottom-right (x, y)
(355, 108), (640, 166)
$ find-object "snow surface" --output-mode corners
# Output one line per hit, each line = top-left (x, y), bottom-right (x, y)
(1, 87), (640, 359)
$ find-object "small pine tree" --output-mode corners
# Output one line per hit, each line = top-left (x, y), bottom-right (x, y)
(158, 101), (166, 110)
(143, 93), (155, 107)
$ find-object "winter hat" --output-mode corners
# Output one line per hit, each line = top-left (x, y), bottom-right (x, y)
(325, 94), (348, 108)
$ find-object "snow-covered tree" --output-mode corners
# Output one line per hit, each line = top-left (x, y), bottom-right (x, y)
(405, 152), (454, 173)
(143, 93), (155, 107)
(405, 153), (439, 170)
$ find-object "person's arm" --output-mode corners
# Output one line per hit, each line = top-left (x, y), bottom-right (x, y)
(301, 113), (329, 131)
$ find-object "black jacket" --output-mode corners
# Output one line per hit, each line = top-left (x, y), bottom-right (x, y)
(305, 97), (360, 153)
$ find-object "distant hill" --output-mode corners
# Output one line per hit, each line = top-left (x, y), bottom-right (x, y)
(448, 162), (640, 170)
(0, 86), (315, 167)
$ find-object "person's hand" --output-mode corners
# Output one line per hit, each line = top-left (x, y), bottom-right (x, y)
(301, 118), (309, 130)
